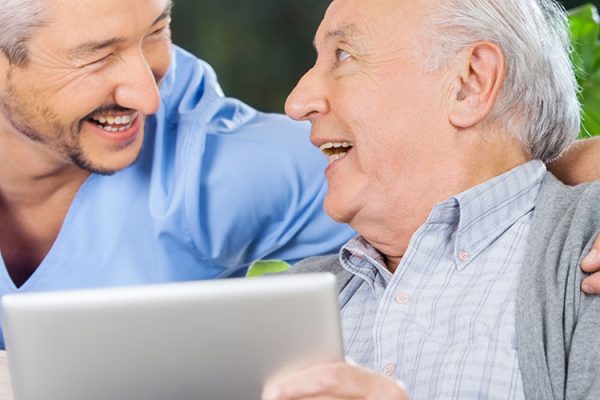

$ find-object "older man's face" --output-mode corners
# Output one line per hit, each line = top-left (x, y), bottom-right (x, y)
(286, 0), (451, 237)
(0, 0), (172, 174)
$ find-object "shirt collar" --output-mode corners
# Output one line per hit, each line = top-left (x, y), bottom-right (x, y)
(448, 159), (546, 270)
(340, 236), (393, 289)
(339, 160), (547, 281)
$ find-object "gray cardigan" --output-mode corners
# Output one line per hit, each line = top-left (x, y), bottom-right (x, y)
(289, 174), (600, 400)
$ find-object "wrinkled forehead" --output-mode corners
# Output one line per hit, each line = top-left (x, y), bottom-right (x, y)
(40, 0), (171, 46)
(315, 0), (436, 50)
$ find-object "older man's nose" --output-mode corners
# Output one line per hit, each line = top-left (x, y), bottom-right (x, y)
(114, 50), (161, 116)
(285, 68), (328, 121)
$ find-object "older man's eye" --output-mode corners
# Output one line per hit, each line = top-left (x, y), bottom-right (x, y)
(336, 49), (351, 62)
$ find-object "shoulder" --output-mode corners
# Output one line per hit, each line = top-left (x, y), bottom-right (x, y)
(523, 173), (600, 316)
(288, 255), (354, 294)
(518, 174), (600, 399)
(526, 173), (600, 317)
(533, 174), (600, 246)
(159, 46), (311, 141)
(535, 173), (600, 219)
(289, 255), (343, 274)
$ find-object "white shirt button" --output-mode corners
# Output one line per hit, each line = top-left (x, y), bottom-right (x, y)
(382, 363), (397, 377)
(395, 292), (410, 304)
(458, 250), (470, 262)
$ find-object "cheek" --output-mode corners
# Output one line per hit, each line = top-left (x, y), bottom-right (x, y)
(144, 40), (172, 83)
(23, 66), (110, 115)
(354, 124), (413, 190)
(48, 82), (112, 121)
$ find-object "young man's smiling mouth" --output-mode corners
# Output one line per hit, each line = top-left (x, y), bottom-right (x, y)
(88, 111), (139, 133)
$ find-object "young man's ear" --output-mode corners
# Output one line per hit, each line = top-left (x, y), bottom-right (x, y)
(448, 42), (506, 129)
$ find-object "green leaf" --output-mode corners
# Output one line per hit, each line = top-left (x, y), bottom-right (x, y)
(569, 4), (599, 79)
(246, 259), (290, 278)
(569, 4), (600, 138)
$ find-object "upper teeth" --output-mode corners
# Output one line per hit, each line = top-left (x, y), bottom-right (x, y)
(92, 112), (137, 126)
(90, 112), (138, 134)
(319, 142), (353, 151)
(319, 141), (353, 163)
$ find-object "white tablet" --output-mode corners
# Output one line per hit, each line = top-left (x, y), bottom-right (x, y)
(2, 273), (343, 400)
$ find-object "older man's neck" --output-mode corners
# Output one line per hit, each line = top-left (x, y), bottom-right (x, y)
(463, 131), (531, 184)
(385, 256), (402, 273)
(378, 135), (531, 274)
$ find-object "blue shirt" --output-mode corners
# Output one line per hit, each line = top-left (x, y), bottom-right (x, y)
(0, 46), (354, 348)
(339, 161), (546, 399)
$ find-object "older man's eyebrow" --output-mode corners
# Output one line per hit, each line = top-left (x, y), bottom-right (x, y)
(326, 24), (358, 41)
(313, 23), (359, 51)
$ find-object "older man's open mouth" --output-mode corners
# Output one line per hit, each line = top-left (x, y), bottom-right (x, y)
(319, 142), (354, 163)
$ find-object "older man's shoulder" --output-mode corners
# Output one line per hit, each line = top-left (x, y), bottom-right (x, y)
(286, 255), (353, 294)
(288, 255), (343, 275)
(538, 173), (600, 224)
(532, 173), (600, 272)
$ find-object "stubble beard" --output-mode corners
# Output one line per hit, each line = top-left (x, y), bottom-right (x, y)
(0, 75), (136, 176)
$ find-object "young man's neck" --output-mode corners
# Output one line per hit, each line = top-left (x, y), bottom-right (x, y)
(0, 127), (90, 210)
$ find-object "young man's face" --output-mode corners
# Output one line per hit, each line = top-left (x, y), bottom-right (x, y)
(0, 0), (173, 175)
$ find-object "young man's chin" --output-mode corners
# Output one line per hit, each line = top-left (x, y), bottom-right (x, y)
(76, 118), (146, 174)
(76, 151), (142, 175)
(74, 139), (144, 175)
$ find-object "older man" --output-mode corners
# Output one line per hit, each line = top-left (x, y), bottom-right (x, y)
(263, 0), (600, 399)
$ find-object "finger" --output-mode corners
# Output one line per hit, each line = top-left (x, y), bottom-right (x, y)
(262, 363), (406, 400)
(582, 273), (600, 295)
(581, 245), (600, 273)
(263, 363), (360, 400)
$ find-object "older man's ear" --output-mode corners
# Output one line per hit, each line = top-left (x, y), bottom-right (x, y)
(448, 42), (506, 130)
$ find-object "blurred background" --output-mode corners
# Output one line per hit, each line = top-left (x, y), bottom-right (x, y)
(171, 0), (600, 113)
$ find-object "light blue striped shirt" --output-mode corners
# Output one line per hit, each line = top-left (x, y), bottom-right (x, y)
(339, 160), (547, 400)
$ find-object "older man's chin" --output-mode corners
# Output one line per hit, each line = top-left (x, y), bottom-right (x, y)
(323, 195), (357, 226)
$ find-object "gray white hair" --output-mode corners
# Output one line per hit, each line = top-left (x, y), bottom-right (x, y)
(429, 0), (580, 162)
(0, 0), (46, 66)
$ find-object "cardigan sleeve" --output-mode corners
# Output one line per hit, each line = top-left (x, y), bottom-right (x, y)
(565, 295), (600, 399)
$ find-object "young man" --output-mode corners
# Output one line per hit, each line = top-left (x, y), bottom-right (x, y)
(0, 0), (357, 349)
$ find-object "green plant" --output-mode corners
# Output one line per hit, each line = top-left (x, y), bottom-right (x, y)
(569, 4), (600, 137)
(246, 259), (290, 278)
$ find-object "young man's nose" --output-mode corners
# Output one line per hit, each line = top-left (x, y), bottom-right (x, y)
(114, 50), (161, 115)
